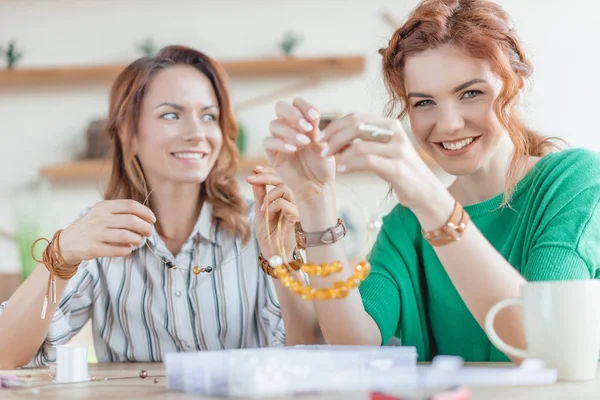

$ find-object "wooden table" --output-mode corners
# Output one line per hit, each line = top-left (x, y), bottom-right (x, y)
(1, 362), (599, 399)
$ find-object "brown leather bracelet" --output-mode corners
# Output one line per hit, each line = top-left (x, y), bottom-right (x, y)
(258, 247), (303, 279)
(422, 201), (470, 246)
(295, 218), (347, 249)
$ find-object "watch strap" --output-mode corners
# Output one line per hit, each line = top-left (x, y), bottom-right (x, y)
(295, 218), (347, 249)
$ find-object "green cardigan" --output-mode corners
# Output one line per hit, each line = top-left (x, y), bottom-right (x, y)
(359, 148), (600, 361)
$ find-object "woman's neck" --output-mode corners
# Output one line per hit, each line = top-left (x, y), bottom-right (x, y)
(147, 181), (203, 257)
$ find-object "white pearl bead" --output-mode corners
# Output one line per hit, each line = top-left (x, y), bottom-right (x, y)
(269, 255), (283, 268)
(367, 220), (382, 231)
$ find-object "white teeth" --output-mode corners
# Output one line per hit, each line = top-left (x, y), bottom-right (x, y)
(442, 137), (474, 151)
(173, 152), (206, 159)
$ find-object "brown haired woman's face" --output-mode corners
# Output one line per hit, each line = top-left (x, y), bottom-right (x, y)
(135, 64), (222, 185)
(404, 45), (508, 176)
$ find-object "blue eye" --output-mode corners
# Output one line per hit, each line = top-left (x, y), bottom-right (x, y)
(414, 99), (435, 108)
(202, 114), (217, 122)
(161, 112), (178, 120)
(461, 90), (482, 99)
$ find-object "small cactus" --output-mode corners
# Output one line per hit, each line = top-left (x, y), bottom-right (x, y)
(279, 31), (302, 57)
(1, 41), (23, 69)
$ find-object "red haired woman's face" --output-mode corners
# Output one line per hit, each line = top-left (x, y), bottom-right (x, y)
(134, 64), (223, 186)
(404, 45), (510, 176)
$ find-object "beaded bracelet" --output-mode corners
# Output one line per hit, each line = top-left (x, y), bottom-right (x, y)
(300, 261), (343, 277)
(268, 255), (371, 301)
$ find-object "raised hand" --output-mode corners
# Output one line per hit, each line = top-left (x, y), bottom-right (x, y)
(58, 200), (155, 265)
(265, 97), (336, 205)
(318, 112), (440, 210)
(246, 165), (299, 260)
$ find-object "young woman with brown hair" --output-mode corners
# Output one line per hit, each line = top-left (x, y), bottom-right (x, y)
(264, 0), (600, 362)
(0, 45), (310, 368)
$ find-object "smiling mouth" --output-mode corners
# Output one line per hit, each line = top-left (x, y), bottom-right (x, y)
(435, 136), (480, 151)
(171, 152), (207, 160)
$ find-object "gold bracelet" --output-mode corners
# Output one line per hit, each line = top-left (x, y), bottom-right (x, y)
(269, 256), (371, 301)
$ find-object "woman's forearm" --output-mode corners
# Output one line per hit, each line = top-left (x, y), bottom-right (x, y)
(414, 191), (527, 363)
(295, 188), (381, 345)
(0, 264), (71, 369)
(272, 279), (324, 345)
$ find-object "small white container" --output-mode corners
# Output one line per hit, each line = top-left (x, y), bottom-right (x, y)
(54, 344), (89, 383)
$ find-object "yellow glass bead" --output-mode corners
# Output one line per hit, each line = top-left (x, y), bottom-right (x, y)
(290, 281), (304, 294)
(357, 261), (371, 274)
(331, 261), (343, 273)
(275, 265), (288, 277)
(281, 276), (293, 287)
(332, 281), (349, 299)
(354, 270), (368, 280)
(301, 287), (316, 300)
(346, 276), (362, 288)
(314, 288), (333, 301)
(192, 266), (203, 275)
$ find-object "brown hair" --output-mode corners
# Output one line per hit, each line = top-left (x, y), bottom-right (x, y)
(104, 45), (250, 243)
(380, 0), (561, 203)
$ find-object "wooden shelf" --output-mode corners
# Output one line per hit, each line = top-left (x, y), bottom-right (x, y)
(40, 157), (268, 182)
(0, 55), (365, 87)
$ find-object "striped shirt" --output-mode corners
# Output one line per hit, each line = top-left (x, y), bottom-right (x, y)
(0, 200), (285, 367)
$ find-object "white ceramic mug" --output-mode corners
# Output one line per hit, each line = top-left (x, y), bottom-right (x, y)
(485, 280), (600, 381)
(54, 344), (89, 383)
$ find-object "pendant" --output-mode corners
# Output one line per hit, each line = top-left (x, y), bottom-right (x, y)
(192, 266), (203, 275)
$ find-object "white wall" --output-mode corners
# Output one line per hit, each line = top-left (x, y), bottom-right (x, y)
(0, 0), (598, 272)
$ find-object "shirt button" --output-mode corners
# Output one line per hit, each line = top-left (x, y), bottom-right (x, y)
(175, 290), (182, 297)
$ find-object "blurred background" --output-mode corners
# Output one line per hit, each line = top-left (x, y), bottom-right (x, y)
(0, 0), (598, 305)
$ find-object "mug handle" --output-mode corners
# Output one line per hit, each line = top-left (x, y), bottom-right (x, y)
(484, 298), (531, 359)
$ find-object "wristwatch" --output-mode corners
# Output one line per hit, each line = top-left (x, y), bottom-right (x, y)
(295, 218), (347, 249)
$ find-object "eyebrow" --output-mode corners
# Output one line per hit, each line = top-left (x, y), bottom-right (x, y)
(407, 79), (488, 99)
(154, 102), (219, 112)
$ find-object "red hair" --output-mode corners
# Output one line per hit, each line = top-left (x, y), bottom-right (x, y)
(381, 0), (560, 203)
(104, 45), (250, 242)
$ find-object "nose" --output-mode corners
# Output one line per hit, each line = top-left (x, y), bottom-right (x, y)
(435, 104), (465, 137)
(182, 116), (207, 142)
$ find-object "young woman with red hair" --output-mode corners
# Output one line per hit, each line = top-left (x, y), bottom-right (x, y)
(0, 46), (310, 368)
(264, 0), (600, 362)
